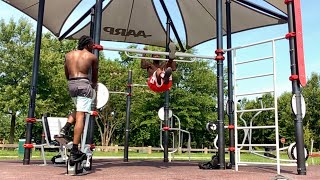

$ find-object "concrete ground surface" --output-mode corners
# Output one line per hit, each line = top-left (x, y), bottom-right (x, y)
(0, 159), (319, 180)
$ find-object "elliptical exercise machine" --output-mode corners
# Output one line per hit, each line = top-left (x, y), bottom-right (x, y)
(54, 83), (109, 175)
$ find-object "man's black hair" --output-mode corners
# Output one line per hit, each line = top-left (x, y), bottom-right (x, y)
(77, 35), (93, 50)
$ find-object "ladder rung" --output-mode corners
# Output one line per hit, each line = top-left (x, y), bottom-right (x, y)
(236, 107), (275, 113)
(236, 73), (274, 81)
(237, 144), (277, 147)
(235, 56), (273, 65)
(237, 162), (278, 165)
(236, 125), (276, 129)
(236, 90), (274, 97)
(237, 162), (297, 166)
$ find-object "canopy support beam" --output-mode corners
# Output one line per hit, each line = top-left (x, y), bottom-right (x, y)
(159, 0), (186, 52)
(23, 0), (45, 165)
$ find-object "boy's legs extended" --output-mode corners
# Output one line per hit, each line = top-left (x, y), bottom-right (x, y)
(159, 60), (173, 84)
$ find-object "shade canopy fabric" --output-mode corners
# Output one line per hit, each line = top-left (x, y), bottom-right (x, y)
(177, 0), (287, 48)
(69, 0), (168, 47)
(264, 0), (288, 14)
(4, 0), (288, 49)
(4, 0), (81, 37)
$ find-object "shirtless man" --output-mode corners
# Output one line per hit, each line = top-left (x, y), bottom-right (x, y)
(60, 35), (98, 164)
(141, 47), (176, 92)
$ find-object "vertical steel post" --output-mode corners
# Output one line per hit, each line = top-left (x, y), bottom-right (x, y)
(286, 0), (306, 175)
(163, 17), (171, 163)
(124, 70), (132, 162)
(89, 7), (95, 41)
(23, 0), (45, 165)
(87, 0), (103, 146)
(226, 0), (235, 166)
(216, 0), (225, 169)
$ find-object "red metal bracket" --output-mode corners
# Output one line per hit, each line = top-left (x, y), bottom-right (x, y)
(163, 127), (170, 131)
(228, 125), (235, 129)
(215, 49), (225, 55)
(215, 55), (225, 61)
(25, 118), (37, 123)
(93, 44), (103, 51)
(285, 32), (296, 39)
(228, 147), (235, 152)
(90, 144), (96, 150)
(90, 111), (99, 116)
(23, 144), (34, 149)
(289, 75), (299, 81)
(284, 0), (293, 4)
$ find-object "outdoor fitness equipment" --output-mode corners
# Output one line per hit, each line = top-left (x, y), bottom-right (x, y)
(236, 98), (309, 161)
(54, 83), (109, 175)
(239, 98), (308, 161)
(158, 107), (191, 162)
(210, 94), (308, 168)
(93, 42), (216, 63)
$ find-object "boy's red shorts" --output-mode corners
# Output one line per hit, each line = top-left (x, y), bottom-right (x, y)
(147, 76), (172, 92)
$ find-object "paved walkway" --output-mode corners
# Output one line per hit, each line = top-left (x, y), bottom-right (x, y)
(0, 159), (319, 180)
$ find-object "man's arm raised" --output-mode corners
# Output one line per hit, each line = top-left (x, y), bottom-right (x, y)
(91, 55), (98, 88)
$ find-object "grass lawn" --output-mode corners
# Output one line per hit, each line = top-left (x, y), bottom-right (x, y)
(0, 149), (319, 165)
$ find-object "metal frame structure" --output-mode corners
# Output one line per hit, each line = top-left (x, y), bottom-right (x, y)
(22, 0), (307, 175)
(159, 114), (191, 162)
(227, 36), (282, 174)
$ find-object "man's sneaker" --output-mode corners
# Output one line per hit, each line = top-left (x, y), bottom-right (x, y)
(163, 67), (172, 84)
(69, 150), (86, 165)
(59, 128), (67, 136)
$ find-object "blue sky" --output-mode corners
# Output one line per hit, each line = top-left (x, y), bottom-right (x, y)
(0, 0), (318, 97)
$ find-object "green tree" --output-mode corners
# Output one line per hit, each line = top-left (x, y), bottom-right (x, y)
(0, 18), (35, 143)
(0, 18), (85, 143)
(301, 72), (320, 148)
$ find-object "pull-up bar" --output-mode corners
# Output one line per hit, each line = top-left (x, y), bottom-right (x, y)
(93, 44), (216, 62)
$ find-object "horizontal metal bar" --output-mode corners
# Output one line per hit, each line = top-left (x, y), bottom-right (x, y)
(237, 144), (276, 147)
(168, 128), (190, 134)
(235, 56), (273, 65)
(241, 147), (289, 152)
(132, 84), (148, 87)
(126, 52), (196, 63)
(236, 107), (275, 113)
(236, 125), (276, 129)
(237, 162), (296, 166)
(239, 150), (266, 153)
(238, 162), (277, 165)
(224, 36), (285, 52)
(103, 46), (216, 60)
(109, 91), (127, 94)
(236, 73), (274, 81)
(250, 152), (297, 163)
(236, 90), (274, 97)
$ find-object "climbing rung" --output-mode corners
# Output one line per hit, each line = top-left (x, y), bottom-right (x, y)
(236, 107), (275, 113)
(236, 73), (274, 81)
(236, 90), (274, 97)
(237, 162), (297, 166)
(236, 125), (276, 129)
(237, 144), (277, 147)
(235, 56), (273, 65)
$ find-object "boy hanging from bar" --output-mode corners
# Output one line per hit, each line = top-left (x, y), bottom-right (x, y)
(140, 44), (176, 92)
